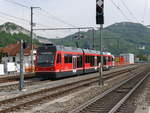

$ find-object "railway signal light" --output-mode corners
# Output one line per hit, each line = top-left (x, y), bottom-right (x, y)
(96, 0), (104, 24)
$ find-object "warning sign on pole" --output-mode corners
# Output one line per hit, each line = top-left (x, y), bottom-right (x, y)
(96, 0), (104, 24)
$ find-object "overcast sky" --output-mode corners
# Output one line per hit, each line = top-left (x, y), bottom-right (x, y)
(0, 0), (149, 38)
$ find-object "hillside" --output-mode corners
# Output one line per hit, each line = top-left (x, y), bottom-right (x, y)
(0, 22), (150, 55)
(50, 22), (150, 55)
(0, 22), (41, 47)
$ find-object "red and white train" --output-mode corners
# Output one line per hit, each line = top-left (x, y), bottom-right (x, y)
(35, 44), (114, 78)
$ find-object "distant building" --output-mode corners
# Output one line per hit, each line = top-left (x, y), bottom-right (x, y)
(0, 42), (37, 72)
(147, 55), (150, 61)
(120, 53), (134, 64)
(139, 46), (145, 50)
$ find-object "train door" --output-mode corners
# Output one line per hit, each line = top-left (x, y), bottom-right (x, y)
(56, 53), (62, 71)
(94, 56), (97, 70)
(72, 56), (77, 73)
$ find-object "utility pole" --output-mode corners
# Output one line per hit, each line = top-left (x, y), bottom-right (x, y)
(30, 7), (40, 72)
(19, 40), (24, 91)
(99, 24), (104, 86)
(92, 29), (95, 49)
(75, 28), (80, 48)
(96, 0), (104, 86)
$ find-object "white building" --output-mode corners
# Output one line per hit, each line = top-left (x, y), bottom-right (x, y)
(0, 43), (36, 73)
(120, 53), (134, 64)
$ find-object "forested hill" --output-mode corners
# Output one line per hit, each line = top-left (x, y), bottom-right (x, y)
(0, 22), (150, 55)
(50, 22), (150, 55)
(0, 22), (41, 47)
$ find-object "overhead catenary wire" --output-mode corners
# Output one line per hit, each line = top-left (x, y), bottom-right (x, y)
(5, 0), (30, 9)
(0, 14), (29, 25)
(3, 0), (54, 28)
(142, 0), (148, 24)
(39, 9), (77, 28)
(4, 0), (77, 28)
(0, 10), (52, 28)
(120, 0), (140, 23)
(4, 0), (82, 38)
(110, 0), (130, 21)
(0, 11), (29, 23)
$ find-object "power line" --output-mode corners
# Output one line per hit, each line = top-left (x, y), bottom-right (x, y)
(3, 0), (53, 28)
(120, 0), (140, 23)
(5, 0), (30, 9)
(0, 11), (29, 22)
(33, 27), (94, 31)
(39, 9), (77, 28)
(5, 0), (77, 28)
(110, 0), (130, 21)
(0, 14), (30, 29)
(142, 0), (148, 24)
(4, 1), (76, 37)
(0, 9), (52, 28)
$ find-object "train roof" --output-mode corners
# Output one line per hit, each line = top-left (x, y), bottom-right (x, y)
(57, 45), (83, 53)
(38, 45), (83, 53)
(38, 44), (110, 55)
(102, 52), (112, 56)
(83, 49), (101, 54)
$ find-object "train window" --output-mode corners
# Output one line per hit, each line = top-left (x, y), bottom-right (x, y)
(56, 54), (61, 63)
(37, 52), (54, 67)
(89, 56), (94, 66)
(91, 56), (95, 66)
(64, 54), (68, 63)
(77, 55), (82, 68)
(86, 55), (95, 66)
(64, 54), (72, 63)
(112, 57), (114, 61)
(85, 56), (88, 63)
(108, 57), (112, 62)
(97, 56), (101, 65)
(86, 55), (90, 63)
(68, 55), (72, 63)
(103, 57), (106, 65)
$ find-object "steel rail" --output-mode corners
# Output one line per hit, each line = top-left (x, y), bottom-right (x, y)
(69, 68), (149, 113)
(108, 72), (150, 113)
(0, 66), (137, 91)
(0, 66), (139, 112)
(0, 77), (98, 113)
(0, 73), (35, 83)
(0, 65), (138, 84)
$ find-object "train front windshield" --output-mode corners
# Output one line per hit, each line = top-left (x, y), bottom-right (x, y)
(37, 52), (54, 67)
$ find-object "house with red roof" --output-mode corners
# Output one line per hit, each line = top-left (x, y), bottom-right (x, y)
(0, 42), (37, 72)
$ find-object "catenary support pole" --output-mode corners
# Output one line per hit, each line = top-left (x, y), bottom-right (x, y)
(99, 24), (104, 86)
(19, 40), (24, 91)
(93, 29), (95, 49)
(30, 7), (33, 72)
(30, 7), (40, 72)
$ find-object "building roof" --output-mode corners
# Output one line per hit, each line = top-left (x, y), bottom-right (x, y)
(0, 43), (36, 56)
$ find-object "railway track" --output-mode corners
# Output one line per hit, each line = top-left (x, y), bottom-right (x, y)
(0, 65), (142, 113)
(69, 66), (150, 113)
(0, 73), (35, 83)
(0, 64), (138, 84)
(0, 78), (51, 91)
(0, 65), (138, 91)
